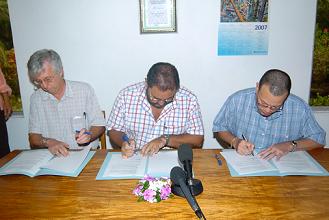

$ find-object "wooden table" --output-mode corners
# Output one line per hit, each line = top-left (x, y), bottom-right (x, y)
(0, 148), (329, 219)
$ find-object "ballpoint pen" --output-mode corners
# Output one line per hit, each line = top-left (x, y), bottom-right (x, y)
(242, 134), (254, 156)
(122, 134), (140, 154)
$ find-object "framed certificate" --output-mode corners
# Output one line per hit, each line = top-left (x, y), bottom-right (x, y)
(139, 0), (177, 33)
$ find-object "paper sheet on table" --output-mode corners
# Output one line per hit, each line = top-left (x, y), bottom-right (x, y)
(147, 150), (180, 176)
(41, 146), (91, 173)
(103, 154), (146, 177)
(273, 151), (323, 173)
(0, 150), (53, 176)
(221, 150), (276, 175)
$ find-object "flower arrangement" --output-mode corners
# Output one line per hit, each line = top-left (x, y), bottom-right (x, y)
(133, 175), (173, 203)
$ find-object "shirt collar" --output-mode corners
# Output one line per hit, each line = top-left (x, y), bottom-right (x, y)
(40, 80), (72, 101)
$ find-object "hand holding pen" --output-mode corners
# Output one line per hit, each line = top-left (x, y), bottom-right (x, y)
(121, 134), (137, 159)
(241, 134), (255, 156)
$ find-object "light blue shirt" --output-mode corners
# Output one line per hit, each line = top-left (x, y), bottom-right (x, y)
(212, 88), (326, 151)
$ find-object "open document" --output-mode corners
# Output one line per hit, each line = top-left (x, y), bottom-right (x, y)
(221, 150), (329, 177)
(0, 147), (94, 177)
(96, 150), (179, 180)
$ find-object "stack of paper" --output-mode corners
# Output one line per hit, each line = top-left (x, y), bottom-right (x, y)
(0, 147), (94, 177)
(96, 150), (180, 180)
(221, 150), (329, 177)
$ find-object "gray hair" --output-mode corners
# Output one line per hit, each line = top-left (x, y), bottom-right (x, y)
(27, 49), (63, 81)
(259, 69), (291, 96)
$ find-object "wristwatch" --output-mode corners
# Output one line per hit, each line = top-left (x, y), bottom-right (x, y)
(163, 134), (170, 146)
(41, 137), (49, 147)
(290, 140), (297, 152)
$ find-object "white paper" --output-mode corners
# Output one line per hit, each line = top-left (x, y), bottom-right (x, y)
(147, 151), (179, 176)
(221, 150), (276, 175)
(101, 150), (179, 179)
(0, 150), (53, 176)
(41, 146), (91, 173)
(103, 154), (146, 177)
(272, 151), (323, 174)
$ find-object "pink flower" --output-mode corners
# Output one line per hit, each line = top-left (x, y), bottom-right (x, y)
(133, 176), (173, 203)
(133, 185), (143, 196)
(160, 186), (171, 200)
(143, 189), (156, 202)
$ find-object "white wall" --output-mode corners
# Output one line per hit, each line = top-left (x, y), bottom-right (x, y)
(6, 0), (328, 150)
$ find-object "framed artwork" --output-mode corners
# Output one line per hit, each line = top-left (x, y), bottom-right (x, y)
(139, 0), (177, 33)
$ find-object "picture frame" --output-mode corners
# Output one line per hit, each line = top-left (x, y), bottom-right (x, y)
(139, 0), (177, 33)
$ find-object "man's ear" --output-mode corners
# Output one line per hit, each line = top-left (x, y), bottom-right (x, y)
(256, 82), (259, 92)
(60, 68), (64, 78)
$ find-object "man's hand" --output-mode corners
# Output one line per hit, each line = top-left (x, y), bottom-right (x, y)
(1, 93), (12, 121)
(141, 137), (166, 156)
(235, 139), (254, 156)
(121, 139), (136, 159)
(47, 139), (70, 157)
(75, 128), (92, 145)
(258, 142), (291, 160)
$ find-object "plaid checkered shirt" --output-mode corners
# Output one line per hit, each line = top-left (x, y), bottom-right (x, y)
(107, 82), (204, 149)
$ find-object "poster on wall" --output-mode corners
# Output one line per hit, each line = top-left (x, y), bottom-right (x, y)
(218, 0), (269, 56)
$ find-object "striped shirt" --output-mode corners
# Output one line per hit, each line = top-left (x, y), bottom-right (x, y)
(212, 88), (326, 151)
(29, 80), (105, 148)
(107, 82), (204, 149)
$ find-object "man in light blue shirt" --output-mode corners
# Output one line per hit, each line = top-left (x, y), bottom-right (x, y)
(213, 69), (326, 160)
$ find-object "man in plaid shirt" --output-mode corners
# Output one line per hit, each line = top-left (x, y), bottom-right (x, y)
(107, 62), (204, 158)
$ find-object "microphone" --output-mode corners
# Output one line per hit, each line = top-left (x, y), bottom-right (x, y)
(176, 144), (203, 196)
(178, 144), (194, 187)
(170, 166), (206, 220)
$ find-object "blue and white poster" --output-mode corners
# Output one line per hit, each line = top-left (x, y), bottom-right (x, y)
(218, 0), (269, 56)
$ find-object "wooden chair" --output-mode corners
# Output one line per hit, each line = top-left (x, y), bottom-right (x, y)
(99, 110), (107, 149)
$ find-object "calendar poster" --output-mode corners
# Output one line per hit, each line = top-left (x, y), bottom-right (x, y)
(218, 0), (269, 56)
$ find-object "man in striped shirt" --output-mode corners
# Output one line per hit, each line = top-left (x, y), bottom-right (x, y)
(107, 62), (204, 158)
(213, 69), (326, 160)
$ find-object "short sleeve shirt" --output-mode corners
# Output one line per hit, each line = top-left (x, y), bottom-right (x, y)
(29, 80), (105, 148)
(213, 88), (326, 151)
(107, 82), (204, 149)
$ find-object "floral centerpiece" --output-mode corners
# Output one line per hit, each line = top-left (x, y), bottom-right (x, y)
(133, 175), (173, 203)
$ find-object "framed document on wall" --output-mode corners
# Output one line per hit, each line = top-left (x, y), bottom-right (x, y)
(139, 0), (177, 33)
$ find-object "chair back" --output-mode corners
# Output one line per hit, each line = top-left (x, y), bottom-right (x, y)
(99, 110), (107, 149)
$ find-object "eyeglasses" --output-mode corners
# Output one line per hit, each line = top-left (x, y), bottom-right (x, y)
(257, 94), (283, 111)
(33, 75), (56, 86)
(147, 89), (175, 105)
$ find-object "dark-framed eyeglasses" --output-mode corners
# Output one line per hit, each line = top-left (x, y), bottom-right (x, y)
(147, 89), (175, 105)
(256, 94), (283, 112)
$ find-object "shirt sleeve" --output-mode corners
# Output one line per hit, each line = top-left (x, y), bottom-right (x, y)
(28, 94), (42, 134)
(106, 90), (126, 132)
(300, 105), (326, 145)
(212, 95), (236, 133)
(186, 98), (204, 135)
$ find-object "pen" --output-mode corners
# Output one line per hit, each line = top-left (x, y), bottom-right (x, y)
(242, 134), (254, 156)
(214, 154), (222, 166)
(78, 112), (91, 135)
(122, 134), (140, 154)
(75, 130), (92, 135)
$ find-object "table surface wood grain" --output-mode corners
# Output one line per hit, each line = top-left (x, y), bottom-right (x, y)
(0, 148), (329, 220)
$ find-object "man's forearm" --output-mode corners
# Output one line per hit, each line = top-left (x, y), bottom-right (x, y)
(108, 129), (125, 149)
(29, 133), (48, 149)
(165, 134), (204, 149)
(89, 126), (105, 142)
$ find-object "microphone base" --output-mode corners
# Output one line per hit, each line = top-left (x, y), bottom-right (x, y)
(172, 178), (203, 197)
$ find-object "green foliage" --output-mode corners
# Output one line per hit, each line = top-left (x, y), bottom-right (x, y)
(309, 93), (329, 106)
(310, 0), (329, 106)
(0, 0), (22, 112)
